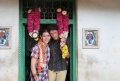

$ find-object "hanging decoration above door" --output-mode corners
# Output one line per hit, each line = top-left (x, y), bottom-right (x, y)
(27, 0), (41, 41)
(26, 0), (72, 45)
(56, 8), (69, 59)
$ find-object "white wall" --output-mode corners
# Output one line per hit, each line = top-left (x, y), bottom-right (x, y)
(0, 0), (19, 81)
(77, 0), (120, 81)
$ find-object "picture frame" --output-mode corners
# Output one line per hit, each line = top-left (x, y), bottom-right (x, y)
(82, 28), (99, 49)
(0, 26), (12, 49)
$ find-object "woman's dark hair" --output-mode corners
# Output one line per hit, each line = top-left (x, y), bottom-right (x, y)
(39, 29), (50, 36)
(48, 24), (58, 32)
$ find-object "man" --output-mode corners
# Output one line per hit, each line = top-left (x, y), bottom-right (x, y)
(48, 24), (70, 81)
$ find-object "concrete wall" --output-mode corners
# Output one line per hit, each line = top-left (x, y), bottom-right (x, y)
(77, 0), (120, 81)
(0, 0), (19, 81)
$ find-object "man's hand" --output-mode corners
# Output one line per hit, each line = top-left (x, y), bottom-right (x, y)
(60, 38), (66, 48)
(66, 52), (70, 58)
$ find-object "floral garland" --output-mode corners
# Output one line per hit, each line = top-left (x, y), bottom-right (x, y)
(37, 39), (45, 73)
(61, 43), (68, 59)
(56, 8), (69, 59)
(27, 8), (41, 41)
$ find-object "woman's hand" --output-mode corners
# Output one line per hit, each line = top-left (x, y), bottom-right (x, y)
(31, 57), (38, 81)
(33, 74), (39, 81)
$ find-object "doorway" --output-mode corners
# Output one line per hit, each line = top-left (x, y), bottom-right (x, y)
(24, 24), (71, 81)
(19, 0), (76, 81)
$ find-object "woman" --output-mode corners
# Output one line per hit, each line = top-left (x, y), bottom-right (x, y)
(30, 29), (51, 81)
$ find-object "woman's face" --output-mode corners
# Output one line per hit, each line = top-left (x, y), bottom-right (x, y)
(41, 32), (51, 44)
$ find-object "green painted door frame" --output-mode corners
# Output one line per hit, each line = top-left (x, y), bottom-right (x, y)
(19, 0), (77, 81)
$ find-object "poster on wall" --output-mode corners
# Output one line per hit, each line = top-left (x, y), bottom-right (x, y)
(0, 26), (11, 49)
(82, 28), (99, 49)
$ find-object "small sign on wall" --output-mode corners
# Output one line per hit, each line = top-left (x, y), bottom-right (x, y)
(0, 26), (11, 49)
(82, 28), (99, 49)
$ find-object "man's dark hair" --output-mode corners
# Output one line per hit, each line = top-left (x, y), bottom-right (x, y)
(48, 24), (58, 32)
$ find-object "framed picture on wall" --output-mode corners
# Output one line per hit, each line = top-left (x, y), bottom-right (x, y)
(0, 26), (12, 49)
(82, 28), (99, 49)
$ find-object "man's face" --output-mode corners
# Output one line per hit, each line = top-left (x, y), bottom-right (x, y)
(50, 30), (59, 40)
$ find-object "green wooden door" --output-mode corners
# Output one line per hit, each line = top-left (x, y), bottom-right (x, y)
(19, 0), (76, 81)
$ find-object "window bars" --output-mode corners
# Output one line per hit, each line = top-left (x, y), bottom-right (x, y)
(23, 0), (73, 19)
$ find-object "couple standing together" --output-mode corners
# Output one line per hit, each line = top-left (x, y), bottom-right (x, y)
(30, 24), (70, 81)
